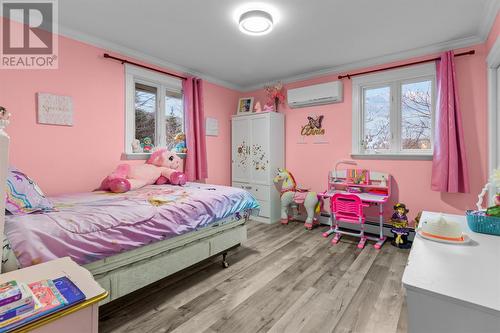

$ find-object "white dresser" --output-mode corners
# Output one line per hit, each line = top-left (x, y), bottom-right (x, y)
(231, 112), (285, 224)
(402, 211), (500, 333)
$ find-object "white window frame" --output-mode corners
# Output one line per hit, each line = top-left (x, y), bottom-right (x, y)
(124, 64), (183, 157)
(351, 63), (436, 160)
(487, 37), (500, 206)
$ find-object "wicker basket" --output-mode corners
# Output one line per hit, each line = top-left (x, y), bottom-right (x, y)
(466, 210), (500, 236)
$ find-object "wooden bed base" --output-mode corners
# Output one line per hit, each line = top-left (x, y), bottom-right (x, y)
(0, 123), (249, 305)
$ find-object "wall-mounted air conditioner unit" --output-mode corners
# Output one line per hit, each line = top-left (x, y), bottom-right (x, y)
(287, 81), (343, 108)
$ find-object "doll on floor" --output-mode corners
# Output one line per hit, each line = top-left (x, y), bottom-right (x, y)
(390, 203), (411, 249)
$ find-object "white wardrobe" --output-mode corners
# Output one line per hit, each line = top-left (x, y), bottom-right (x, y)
(231, 112), (285, 224)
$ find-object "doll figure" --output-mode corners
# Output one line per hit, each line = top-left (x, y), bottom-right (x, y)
(390, 203), (411, 249)
(131, 139), (143, 153)
(141, 137), (154, 153)
(253, 101), (262, 113)
(173, 133), (187, 153)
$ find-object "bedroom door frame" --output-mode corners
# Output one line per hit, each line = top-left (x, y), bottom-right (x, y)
(487, 36), (500, 205)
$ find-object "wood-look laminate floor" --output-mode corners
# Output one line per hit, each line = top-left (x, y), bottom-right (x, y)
(99, 220), (410, 333)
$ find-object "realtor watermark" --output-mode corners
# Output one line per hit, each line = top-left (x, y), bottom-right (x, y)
(1, 0), (58, 69)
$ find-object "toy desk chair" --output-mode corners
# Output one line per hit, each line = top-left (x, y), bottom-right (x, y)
(325, 193), (371, 249)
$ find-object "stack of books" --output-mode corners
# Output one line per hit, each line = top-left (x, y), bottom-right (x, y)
(0, 277), (86, 332)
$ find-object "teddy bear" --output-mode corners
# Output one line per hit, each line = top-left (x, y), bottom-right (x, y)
(99, 148), (187, 193)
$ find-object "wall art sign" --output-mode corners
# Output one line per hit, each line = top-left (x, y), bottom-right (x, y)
(301, 115), (325, 136)
(37, 93), (73, 126)
(206, 117), (219, 136)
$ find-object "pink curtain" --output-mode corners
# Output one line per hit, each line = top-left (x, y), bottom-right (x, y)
(431, 51), (469, 193)
(183, 77), (208, 181)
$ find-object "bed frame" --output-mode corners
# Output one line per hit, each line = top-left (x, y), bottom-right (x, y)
(0, 123), (249, 304)
(86, 219), (247, 304)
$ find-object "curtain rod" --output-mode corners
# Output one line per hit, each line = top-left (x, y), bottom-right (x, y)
(103, 53), (187, 80)
(338, 50), (475, 80)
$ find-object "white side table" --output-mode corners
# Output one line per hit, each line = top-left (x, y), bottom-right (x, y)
(402, 211), (500, 333)
(0, 257), (107, 333)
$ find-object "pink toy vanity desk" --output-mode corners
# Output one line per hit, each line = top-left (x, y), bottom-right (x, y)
(319, 168), (392, 249)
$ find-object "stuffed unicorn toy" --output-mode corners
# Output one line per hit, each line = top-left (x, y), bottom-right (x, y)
(99, 148), (186, 193)
(273, 168), (320, 230)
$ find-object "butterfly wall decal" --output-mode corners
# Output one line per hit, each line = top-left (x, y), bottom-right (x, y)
(307, 115), (324, 129)
(301, 115), (326, 136)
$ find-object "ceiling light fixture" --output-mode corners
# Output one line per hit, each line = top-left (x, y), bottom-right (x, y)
(239, 9), (274, 36)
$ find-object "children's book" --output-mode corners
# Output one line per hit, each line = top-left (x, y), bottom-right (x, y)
(0, 283), (35, 316)
(0, 300), (37, 323)
(0, 277), (85, 332)
(52, 277), (85, 306)
(0, 280), (65, 332)
(0, 281), (22, 307)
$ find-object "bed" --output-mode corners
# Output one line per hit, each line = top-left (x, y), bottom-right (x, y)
(1, 182), (259, 304)
(0, 121), (260, 304)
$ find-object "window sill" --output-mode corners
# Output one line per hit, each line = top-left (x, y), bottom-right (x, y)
(122, 152), (187, 160)
(351, 153), (433, 161)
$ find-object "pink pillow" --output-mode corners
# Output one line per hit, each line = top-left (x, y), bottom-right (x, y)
(5, 167), (54, 215)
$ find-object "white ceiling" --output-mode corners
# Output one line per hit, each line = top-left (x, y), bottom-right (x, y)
(57, 0), (498, 90)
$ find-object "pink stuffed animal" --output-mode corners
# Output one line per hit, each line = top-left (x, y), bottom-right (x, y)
(99, 149), (187, 193)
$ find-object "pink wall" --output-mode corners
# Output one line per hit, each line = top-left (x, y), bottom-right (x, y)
(204, 81), (240, 185)
(242, 45), (488, 219)
(0, 15), (495, 217)
(487, 11), (500, 52)
(0, 31), (239, 195)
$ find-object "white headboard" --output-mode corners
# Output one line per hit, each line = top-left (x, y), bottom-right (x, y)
(0, 123), (10, 273)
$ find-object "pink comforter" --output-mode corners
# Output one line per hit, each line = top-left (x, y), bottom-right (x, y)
(5, 183), (259, 268)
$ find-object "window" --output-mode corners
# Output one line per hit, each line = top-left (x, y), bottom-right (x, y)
(352, 63), (435, 158)
(125, 64), (183, 156)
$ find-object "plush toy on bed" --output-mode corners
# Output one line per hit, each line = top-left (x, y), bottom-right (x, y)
(99, 148), (187, 193)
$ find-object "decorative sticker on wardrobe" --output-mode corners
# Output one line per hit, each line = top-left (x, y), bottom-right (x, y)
(237, 141), (250, 168)
(252, 144), (268, 171)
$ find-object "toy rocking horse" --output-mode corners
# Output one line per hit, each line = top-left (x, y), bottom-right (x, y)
(273, 168), (320, 230)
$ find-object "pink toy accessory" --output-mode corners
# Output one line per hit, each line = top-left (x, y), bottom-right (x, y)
(108, 178), (131, 193)
(170, 171), (187, 186)
(99, 149), (186, 193)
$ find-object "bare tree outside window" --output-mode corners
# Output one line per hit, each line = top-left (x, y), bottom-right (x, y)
(135, 84), (157, 146)
(354, 65), (435, 156)
(363, 86), (391, 151)
(165, 90), (184, 149)
(134, 84), (184, 151)
(401, 81), (432, 150)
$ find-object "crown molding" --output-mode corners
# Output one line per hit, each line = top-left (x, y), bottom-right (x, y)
(478, 0), (500, 41)
(57, 25), (245, 92)
(240, 34), (483, 92)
